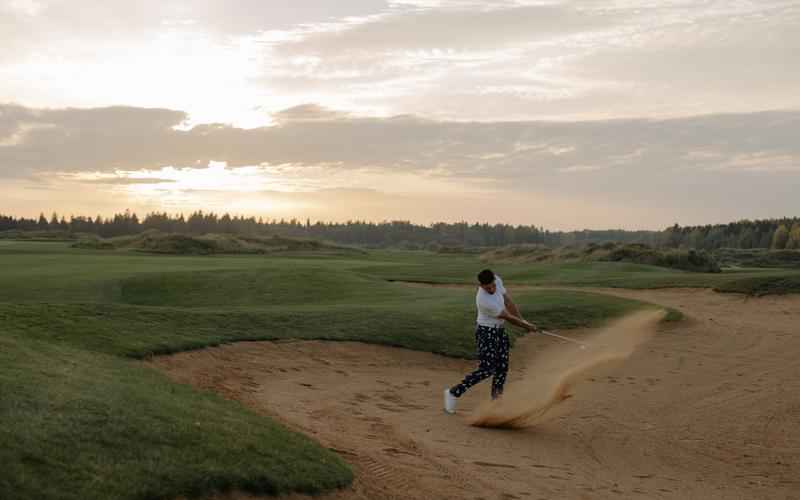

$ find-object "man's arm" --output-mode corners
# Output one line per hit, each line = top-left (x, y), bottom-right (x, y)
(503, 293), (523, 319)
(499, 309), (537, 331)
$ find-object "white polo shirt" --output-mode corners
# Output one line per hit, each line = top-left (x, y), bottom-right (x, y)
(476, 275), (507, 327)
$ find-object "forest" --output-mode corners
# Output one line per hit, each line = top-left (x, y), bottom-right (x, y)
(1, 211), (799, 250)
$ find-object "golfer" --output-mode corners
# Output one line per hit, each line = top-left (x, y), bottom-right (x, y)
(444, 269), (537, 414)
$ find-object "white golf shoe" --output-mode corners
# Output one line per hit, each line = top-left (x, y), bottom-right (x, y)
(443, 388), (457, 414)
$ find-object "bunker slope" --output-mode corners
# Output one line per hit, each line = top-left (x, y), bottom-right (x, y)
(151, 288), (800, 500)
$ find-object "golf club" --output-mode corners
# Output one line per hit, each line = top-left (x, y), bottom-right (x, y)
(537, 330), (590, 349)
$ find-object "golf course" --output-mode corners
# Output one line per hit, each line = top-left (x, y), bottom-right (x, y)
(4, 0), (799, 497)
(2, 239), (799, 499)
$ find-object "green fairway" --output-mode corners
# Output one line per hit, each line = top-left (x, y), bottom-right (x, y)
(355, 249), (800, 290)
(0, 240), (761, 500)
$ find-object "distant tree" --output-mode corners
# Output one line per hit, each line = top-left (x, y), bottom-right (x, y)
(758, 229), (774, 248)
(687, 228), (705, 249)
(219, 213), (234, 233)
(37, 213), (49, 229)
(738, 227), (756, 249)
(662, 224), (684, 248)
(772, 225), (790, 249)
(786, 223), (800, 250)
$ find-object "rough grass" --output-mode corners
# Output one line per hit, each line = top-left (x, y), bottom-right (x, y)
(72, 231), (364, 256)
(0, 229), (83, 241)
(713, 248), (800, 269)
(713, 275), (800, 296)
(0, 241), (668, 500)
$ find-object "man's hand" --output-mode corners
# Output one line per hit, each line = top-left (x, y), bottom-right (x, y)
(523, 321), (539, 332)
(499, 310), (539, 332)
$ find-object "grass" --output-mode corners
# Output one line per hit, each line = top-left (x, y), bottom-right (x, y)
(72, 231), (364, 256)
(713, 248), (800, 269)
(713, 275), (800, 296)
(0, 289), (648, 361)
(356, 250), (800, 292)
(1, 240), (761, 500)
(0, 335), (352, 500)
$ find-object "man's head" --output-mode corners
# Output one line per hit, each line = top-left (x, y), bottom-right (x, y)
(478, 269), (497, 294)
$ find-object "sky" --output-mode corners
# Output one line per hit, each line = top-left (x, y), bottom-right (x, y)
(1, 0), (798, 230)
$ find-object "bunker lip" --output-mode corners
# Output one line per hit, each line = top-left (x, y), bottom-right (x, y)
(150, 288), (800, 500)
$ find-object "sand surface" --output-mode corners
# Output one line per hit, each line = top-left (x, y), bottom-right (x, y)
(150, 288), (800, 500)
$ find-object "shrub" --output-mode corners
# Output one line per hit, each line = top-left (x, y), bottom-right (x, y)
(713, 248), (800, 268)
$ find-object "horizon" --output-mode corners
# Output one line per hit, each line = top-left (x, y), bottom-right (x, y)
(4, 207), (799, 235)
(2, 1), (799, 229)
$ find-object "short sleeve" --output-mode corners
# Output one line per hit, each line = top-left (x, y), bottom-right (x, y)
(495, 275), (506, 295)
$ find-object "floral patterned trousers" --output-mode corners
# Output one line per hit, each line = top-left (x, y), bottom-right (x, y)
(450, 325), (510, 400)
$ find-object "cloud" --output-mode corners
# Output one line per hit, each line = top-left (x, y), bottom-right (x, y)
(0, 106), (190, 176)
(0, 0), (390, 52)
(274, 3), (612, 53)
(255, 0), (800, 121)
(272, 104), (352, 123)
(2, 101), (797, 228)
(2, 102), (799, 226)
(3, 0), (798, 125)
(3, 104), (799, 178)
(78, 177), (177, 185)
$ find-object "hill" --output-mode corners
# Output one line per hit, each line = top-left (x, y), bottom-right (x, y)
(482, 242), (721, 273)
(72, 231), (365, 256)
(0, 229), (83, 241)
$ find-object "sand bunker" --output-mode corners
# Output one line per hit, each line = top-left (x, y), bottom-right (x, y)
(151, 289), (800, 499)
(469, 309), (664, 428)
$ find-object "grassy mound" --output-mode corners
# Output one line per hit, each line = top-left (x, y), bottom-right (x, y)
(713, 248), (800, 269)
(0, 229), (83, 241)
(603, 244), (721, 273)
(482, 242), (721, 273)
(0, 334), (352, 500)
(73, 231), (364, 256)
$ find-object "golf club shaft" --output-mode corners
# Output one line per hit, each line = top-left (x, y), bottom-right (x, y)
(538, 330), (588, 347)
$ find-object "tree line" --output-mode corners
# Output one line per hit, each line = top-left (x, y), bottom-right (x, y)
(1, 211), (798, 250)
(661, 218), (800, 250)
(1, 210), (658, 248)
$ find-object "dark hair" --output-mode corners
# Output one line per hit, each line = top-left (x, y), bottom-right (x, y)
(477, 269), (495, 285)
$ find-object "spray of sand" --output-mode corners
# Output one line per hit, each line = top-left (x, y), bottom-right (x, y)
(468, 309), (664, 429)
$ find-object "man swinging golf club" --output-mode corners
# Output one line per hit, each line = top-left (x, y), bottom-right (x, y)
(444, 269), (537, 414)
